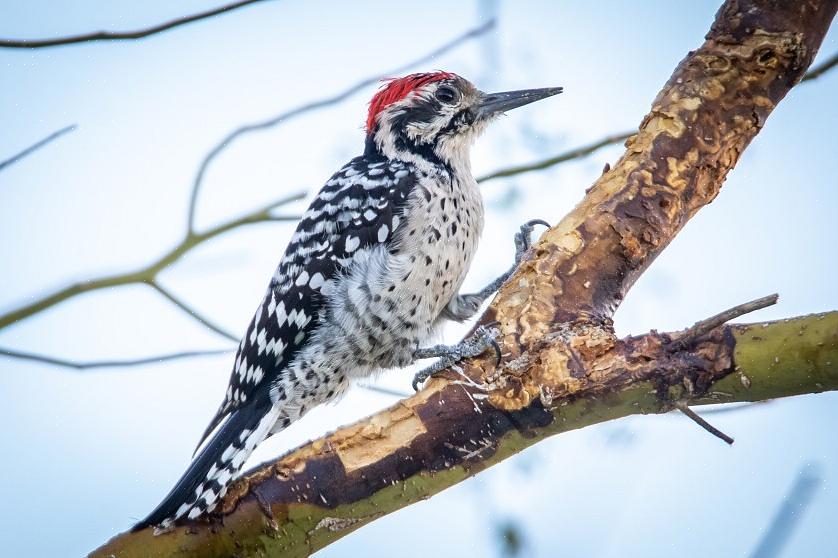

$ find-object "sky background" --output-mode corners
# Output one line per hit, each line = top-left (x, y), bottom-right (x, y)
(0, 1), (836, 556)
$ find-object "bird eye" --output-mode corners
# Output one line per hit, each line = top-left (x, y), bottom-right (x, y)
(435, 85), (459, 104)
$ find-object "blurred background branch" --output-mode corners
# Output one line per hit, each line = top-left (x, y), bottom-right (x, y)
(0, 346), (230, 370)
(800, 51), (838, 82)
(476, 131), (632, 183)
(749, 465), (823, 558)
(0, 0), (272, 49)
(0, 124), (76, 172)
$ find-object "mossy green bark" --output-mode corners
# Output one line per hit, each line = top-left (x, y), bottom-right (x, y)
(693, 312), (838, 405)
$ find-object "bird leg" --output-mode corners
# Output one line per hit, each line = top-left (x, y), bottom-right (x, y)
(413, 219), (549, 390)
(442, 218), (550, 322)
(412, 325), (501, 391)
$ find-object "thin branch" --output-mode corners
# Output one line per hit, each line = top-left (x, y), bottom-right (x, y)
(0, 191), (303, 333)
(696, 401), (770, 415)
(675, 402), (735, 445)
(668, 294), (778, 351)
(0, 125), (76, 172)
(749, 465), (822, 558)
(186, 19), (496, 233)
(0, 343), (414, 403)
(476, 132), (633, 184)
(800, 51), (838, 82)
(149, 282), (238, 342)
(0, 1), (271, 49)
(0, 346), (231, 370)
(357, 383), (412, 398)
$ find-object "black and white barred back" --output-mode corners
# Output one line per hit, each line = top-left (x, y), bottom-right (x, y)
(135, 146), (484, 530)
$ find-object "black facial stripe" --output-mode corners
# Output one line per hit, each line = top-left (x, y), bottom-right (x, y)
(436, 108), (475, 138)
(394, 132), (453, 175)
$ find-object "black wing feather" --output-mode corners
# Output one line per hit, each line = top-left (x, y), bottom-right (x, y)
(194, 157), (418, 451)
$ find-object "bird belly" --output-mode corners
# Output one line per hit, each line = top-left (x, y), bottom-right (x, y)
(273, 174), (483, 411)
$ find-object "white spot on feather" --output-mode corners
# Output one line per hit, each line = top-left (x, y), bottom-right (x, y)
(345, 235), (360, 252)
(309, 272), (325, 290)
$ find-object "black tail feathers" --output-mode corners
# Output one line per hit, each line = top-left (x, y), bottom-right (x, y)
(132, 402), (274, 531)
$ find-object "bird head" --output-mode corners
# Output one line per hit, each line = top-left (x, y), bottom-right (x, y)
(365, 71), (562, 166)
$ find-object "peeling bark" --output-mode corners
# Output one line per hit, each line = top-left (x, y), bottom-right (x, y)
(93, 313), (838, 558)
(92, 1), (837, 556)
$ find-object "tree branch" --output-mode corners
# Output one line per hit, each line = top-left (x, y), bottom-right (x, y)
(0, 347), (230, 370)
(667, 293), (779, 351)
(749, 465), (822, 558)
(148, 281), (238, 342)
(93, 311), (838, 557)
(800, 50), (838, 82)
(185, 19), (495, 233)
(0, 125), (76, 172)
(91, 1), (837, 554)
(476, 132), (633, 184)
(476, 51), (837, 186)
(0, 191), (304, 333)
(0, 1), (271, 49)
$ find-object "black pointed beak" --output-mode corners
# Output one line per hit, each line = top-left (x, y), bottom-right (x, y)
(476, 87), (563, 119)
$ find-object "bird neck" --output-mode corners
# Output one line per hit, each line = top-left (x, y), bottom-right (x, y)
(365, 125), (472, 181)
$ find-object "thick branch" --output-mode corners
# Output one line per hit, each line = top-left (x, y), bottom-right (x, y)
(92, 1), (837, 555)
(0, 1), (270, 49)
(93, 312), (838, 557)
(488, 0), (836, 331)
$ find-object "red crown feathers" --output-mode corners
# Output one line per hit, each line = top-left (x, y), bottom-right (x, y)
(366, 71), (457, 133)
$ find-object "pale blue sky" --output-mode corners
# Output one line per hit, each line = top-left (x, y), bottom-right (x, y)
(1, 1), (836, 556)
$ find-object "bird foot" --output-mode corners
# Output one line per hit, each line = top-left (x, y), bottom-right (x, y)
(514, 218), (550, 265)
(412, 325), (501, 391)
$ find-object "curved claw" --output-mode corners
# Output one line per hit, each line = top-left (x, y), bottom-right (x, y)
(523, 218), (551, 230)
(515, 219), (551, 261)
(490, 338), (502, 366)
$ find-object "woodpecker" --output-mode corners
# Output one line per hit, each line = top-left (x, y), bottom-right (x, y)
(135, 71), (561, 531)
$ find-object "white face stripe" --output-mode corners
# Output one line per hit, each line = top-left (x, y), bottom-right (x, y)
(372, 78), (484, 169)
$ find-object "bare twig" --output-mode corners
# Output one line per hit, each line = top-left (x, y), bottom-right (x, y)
(186, 19), (496, 233)
(0, 1), (271, 49)
(800, 51), (838, 82)
(476, 132), (633, 184)
(0, 125), (76, 172)
(356, 383), (412, 398)
(696, 401), (770, 415)
(149, 282), (238, 341)
(749, 465), (822, 558)
(0, 346), (231, 370)
(675, 401), (735, 445)
(0, 345), (409, 399)
(667, 294), (778, 351)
